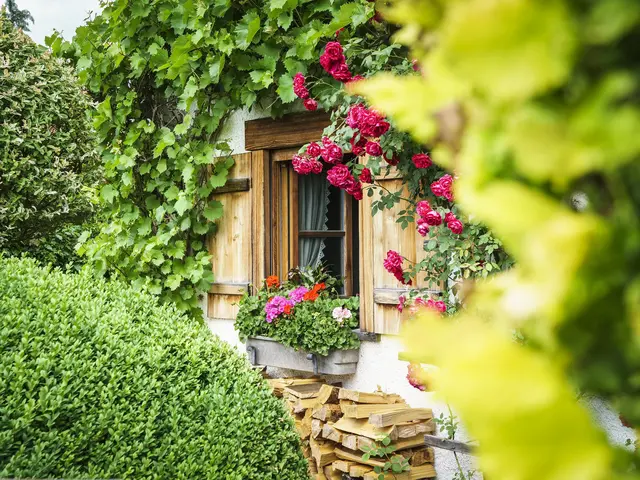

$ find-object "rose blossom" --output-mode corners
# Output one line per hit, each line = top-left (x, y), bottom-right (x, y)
(303, 98), (318, 111)
(417, 224), (429, 237)
(292, 155), (322, 175)
(324, 41), (344, 61)
(430, 179), (446, 197)
(426, 299), (447, 313)
(383, 250), (410, 284)
(447, 219), (464, 234)
(397, 295), (406, 312)
(346, 179), (363, 200)
(322, 143), (343, 164)
(407, 363), (427, 391)
(293, 73), (305, 87)
(444, 212), (456, 223)
(306, 142), (322, 158)
(346, 104), (366, 129)
(425, 210), (442, 226)
(322, 136), (332, 146)
(384, 153), (399, 166)
(365, 141), (382, 157)
(416, 200), (431, 218)
(331, 63), (352, 82)
(293, 84), (309, 99)
(350, 135), (367, 156)
(327, 164), (353, 189)
(359, 167), (373, 184)
(412, 153), (432, 169)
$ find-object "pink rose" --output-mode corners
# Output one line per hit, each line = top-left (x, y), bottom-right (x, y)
(310, 158), (323, 174)
(306, 142), (322, 158)
(292, 155), (322, 175)
(322, 136), (332, 146)
(322, 143), (343, 164)
(350, 135), (367, 156)
(324, 41), (344, 61)
(447, 219), (464, 234)
(331, 63), (352, 82)
(412, 153), (432, 169)
(430, 180), (445, 197)
(293, 85), (309, 99)
(416, 200), (431, 218)
(327, 164), (353, 189)
(359, 109), (388, 137)
(293, 73), (305, 87)
(425, 210), (442, 226)
(365, 141), (382, 157)
(417, 224), (429, 237)
(439, 174), (453, 190)
(346, 179), (363, 200)
(359, 167), (373, 184)
(303, 98), (318, 111)
(397, 295), (406, 313)
(434, 301), (447, 312)
(444, 212), (456, 223)
(319, 53), (343, 74)
(346, 104), (366, 129)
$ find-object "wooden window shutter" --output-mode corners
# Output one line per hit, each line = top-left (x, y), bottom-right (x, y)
(359, 168), (438, 334)
(207, 151), (268, 320)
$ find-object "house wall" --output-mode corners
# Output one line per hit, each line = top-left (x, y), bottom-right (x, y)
(203, 107), (636, 479)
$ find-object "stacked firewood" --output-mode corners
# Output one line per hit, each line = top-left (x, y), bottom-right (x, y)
(267, 377), (436, 480)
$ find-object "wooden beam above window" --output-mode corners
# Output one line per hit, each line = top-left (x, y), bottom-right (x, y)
(245, 111), (331, 151)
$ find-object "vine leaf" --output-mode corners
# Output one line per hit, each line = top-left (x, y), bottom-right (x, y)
(235, 10), (261, 50)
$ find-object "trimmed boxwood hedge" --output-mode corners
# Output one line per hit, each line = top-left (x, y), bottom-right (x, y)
(0, 257), (308, 479)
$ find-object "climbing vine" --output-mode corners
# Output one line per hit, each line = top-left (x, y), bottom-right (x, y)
(48, 0), (378, 313)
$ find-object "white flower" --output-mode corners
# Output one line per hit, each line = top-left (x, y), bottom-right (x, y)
(332, 307), (352, 322)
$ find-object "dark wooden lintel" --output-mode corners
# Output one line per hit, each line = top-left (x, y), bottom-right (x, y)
(214, 178), (250, 194)
(245, 111), (331, 151)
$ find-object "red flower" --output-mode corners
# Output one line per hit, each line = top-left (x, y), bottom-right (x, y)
(425, 210), (442, 226)
(346, 104), (366, 129)
(359, 109), (389, 137)
(293, 85), (309, 99)
(417, 224), (429, 237)
(427, 299), (447, 313)
(444, 212), (456, 223)
(331, 63), (353, 82)
(324, 41), (344, 61)
(430, 179), (446, 197)
(303, 98), (318, 111)
(359, 167), (373, 184)
(303, 290), (319, 302)
(322, 143), (343, 164)
(293, 73), (305, 87)
(447, 219), (464, 235)
(365, 140), (382, 157)
(306, 142), (322, 158)
(322, 136), (332, 146)
(412, 59), (421, 72)
(412, 153), (432, 169)
(292, 154), (323, 175)
(350, 135), (367, 156)
(416, 200), (431, 218)
(383, 250), (410, 285)
(384, 152), (399, 166)
(266, 275), (279, 288)
(346, 179), (363, 200)
(283, 304), (293, 315)
(327, 164), (353, 189)
(335, 28), (344, 37)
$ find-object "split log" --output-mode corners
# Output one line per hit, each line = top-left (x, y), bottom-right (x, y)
(295, 419), (311, 439)
(339, 388), (404, 404)
(284, 382), (324, 399)
(335, 447), (386, 468)
(323, 464), (342, 480)
(369, 408), (433, 427)
(341, 403), (408, 419)
(363, 471), (410, 480)
(312, 403), (342, 422)
(311, 419), (324, 440)
(332, 460), (356, 473)
(310, 439), (338, 468)
(396, 420), (435, 438)
(322, 422), (343, 443)
(293, 397), (321, 414)
(316, 384), (340, 404)
(349, 463), (373, 477)
(332, 417), (397, 440)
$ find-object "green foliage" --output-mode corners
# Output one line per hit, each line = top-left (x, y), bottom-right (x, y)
(0, 256), (308, 479)
(0, 14), (98, 269)
(3, 1), (33, 32)
(361, 435), (410, 479)
(235, 267), (360, 355)
(48, 0), (375, 315)
(356, 0), (640, 478)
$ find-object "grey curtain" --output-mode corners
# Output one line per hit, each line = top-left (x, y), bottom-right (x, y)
(298, 174), (329, 268)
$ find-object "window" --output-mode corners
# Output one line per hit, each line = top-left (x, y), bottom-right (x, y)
(267, 148), (359, 295)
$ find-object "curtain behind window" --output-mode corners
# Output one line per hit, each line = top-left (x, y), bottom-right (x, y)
(298, 174), (329, 268)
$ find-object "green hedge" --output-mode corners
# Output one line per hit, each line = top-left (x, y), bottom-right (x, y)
(0, 257), (307, 479)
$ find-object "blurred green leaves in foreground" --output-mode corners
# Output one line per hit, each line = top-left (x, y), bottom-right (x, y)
(355, 0), (640, 478)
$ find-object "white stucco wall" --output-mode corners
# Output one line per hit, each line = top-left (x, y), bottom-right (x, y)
(204, 107), (636, 479)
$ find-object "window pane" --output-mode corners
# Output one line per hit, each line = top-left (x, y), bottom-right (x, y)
(299, 236), (344, 292)
(325, 185), (344, 231)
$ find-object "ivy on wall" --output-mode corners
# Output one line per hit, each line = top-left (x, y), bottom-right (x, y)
(48, 0), (375, 314)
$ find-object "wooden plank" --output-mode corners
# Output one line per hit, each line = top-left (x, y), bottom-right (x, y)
(316, 384), (340, 404)
(332, 417), (397, 441)
(397, 420), (435, 438)
(295, 418), (312, 439)
(322, 422), (343, 443)
(341, 434), (357, 450)
(293, 398), (321, 414)
(245, 111), (330, 151)
(358, 156), (374, 333)
(338, 389), (404, 404)
(349, 463), (374, 477)
(369, 408), (433, 428)
(422, 434), (474, 454)
(208, 282), (250, 295)
(312, 403), (342, 422)
(341, 403), (408, 419)
(267, 377), (325, 389)
(391, 433), (428, 451)
(335, 447), (385, 468)
(363, 471), (410, 480)
(311, 419), (324, 440)
(323, 465), (342, 480)
(409, 464), (437, 479)
(250, 150), (268, 289)
(213, 177), (250, 194)
(284, 382), (324, 399)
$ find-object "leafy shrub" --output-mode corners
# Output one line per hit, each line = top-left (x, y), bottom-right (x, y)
(0, 14), (98, 268)
(0, 257), (308, 479)
(235, 267), (360, 355)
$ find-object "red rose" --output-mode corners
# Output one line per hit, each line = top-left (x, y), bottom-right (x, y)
(346, 104), (366, 129)
(327, 164), (353, 189)
(319, 53), (343, 74)
(292, 154), (313, 175)
(293, 73), (305, 87)
(322, 136), (332, 146)
(384, 153), (399, 166)
(439, 174), (453, 190)
(331, 63), (352, 82)
(417, 224), (429, 237)
(350, 135), (367, 156)
(293, 85), (309, 99)
(431, 180), (445, 197)
(310, 159), (323, 174)
(416, 200), (431, 218)
(335, 28), (344, 37)
(359, 167), (373, 184)
(324, 41), (344, 61)
(444, 212), (456, 223)
(365, 141), (382, 157)
(303, 98), (318, 111)
(346, 179), (363, 200)
(447, 219), (464, 234)
(412, 153), (432, 169)
(434, 301), (447, 312)
(359, 109), (387, 137)
(425, 210), (442, 226)
(322, 143), (343, 164)
(306, 142), (322, 158)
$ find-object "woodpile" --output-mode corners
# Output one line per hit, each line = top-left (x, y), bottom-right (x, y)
(267, 378), (437, 480)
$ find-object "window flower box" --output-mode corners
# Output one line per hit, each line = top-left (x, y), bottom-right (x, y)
(245, 335), (359, 375)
